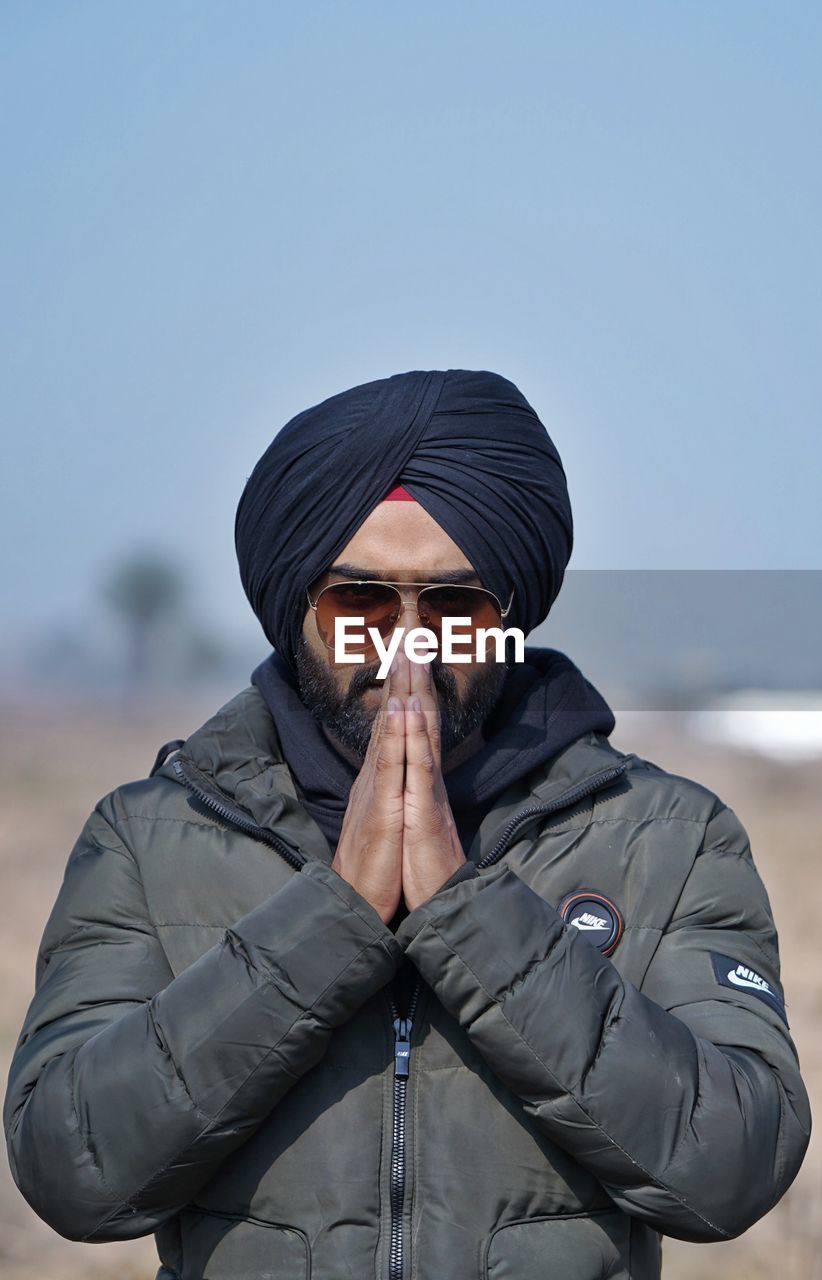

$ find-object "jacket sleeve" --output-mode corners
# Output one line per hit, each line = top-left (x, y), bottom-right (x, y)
(394, 800), (812, 1243)
(3, 795), (403, 1244)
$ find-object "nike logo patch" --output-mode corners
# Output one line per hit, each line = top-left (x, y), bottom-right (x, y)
(710, 952), (789, 1025)
(571, 912), (609, 931)
(557, 889), (624, 956)
(726, 966), (771, 992)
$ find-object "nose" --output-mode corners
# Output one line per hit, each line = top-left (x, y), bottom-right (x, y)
(388, 597), (419, 635)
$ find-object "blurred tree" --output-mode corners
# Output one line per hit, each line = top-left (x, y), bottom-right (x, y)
(101, 551), (186, 690)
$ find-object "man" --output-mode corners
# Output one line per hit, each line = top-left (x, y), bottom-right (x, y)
(3, 369), (811, 1279)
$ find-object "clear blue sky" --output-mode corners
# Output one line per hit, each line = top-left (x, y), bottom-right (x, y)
(2, 2), (820, 653)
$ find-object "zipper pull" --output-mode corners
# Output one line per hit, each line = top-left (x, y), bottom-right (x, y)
(393, 1016), (413, 1077)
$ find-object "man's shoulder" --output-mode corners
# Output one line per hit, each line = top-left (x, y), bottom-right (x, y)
(89, 682), (277, 846)
(546, 732), (726, 843)
(616, 747), (725, 826)
(90, 767), (204, 850)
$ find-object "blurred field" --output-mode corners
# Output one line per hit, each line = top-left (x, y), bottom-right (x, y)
(0, 698), (819, 1279)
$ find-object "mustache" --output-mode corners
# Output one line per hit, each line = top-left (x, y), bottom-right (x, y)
(293, 634), (508, 760)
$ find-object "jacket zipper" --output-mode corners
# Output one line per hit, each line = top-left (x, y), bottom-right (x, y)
(388, 976), (422, 1280)
(171, 757), (307, 871)
(476, 762), (628, 870)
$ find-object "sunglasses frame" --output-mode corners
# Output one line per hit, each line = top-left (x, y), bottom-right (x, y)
(306, 577), (515, 652)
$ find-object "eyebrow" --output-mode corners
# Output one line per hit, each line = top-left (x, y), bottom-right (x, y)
(328, 562), (481, 585)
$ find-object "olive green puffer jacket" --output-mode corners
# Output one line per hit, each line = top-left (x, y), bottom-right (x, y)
(3, 684), (811, 1280)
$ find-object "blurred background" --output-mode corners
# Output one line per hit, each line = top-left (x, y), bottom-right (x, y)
(1, 3), (820, 1277)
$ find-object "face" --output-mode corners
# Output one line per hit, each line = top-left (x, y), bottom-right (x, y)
(295, 500), (509, 758)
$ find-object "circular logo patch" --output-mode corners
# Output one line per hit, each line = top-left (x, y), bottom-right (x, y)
(557, 889), (623, 956)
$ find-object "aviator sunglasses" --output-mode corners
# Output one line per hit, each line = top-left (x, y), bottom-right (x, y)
(306, 576), (515, 653)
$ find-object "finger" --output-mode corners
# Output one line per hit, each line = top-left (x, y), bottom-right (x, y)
(363, 652), (403, 768)
(403, 693), (437, 798)
(370, 695), (407, 799)
(373, 645), (405, 729)
(375, 652), (396, 721)
(409, 652), (442, 766)
(361, 673), (391, 763)
(409, 647), (435, 697)
(388, 645), (412, 701)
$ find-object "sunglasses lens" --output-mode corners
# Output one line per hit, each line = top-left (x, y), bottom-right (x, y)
(418, 586), (502, 633)
(315, 583), (400, 650)
(313, 580), (506, 655)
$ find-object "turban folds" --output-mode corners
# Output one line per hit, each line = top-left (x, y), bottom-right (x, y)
(235, 369), (573, 676)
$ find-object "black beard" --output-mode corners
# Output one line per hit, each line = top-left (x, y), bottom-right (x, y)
(293, 637), (508, 760)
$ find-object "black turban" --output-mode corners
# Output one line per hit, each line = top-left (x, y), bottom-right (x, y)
(235, 369), (573, 677)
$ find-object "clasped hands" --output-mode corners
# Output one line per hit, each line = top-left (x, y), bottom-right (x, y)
(331, 649), (468, 924)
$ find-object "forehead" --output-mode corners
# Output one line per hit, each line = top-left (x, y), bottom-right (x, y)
(334, 500), (475, 577)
